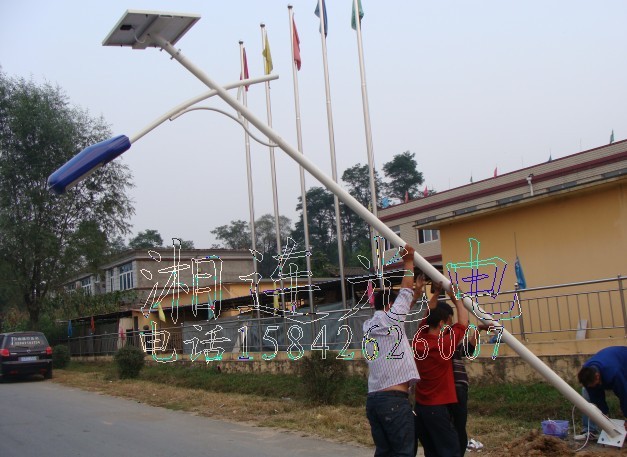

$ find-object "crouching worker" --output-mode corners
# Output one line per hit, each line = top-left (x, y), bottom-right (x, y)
(576, 346), (627, 440)
(364, 245), (421, 457)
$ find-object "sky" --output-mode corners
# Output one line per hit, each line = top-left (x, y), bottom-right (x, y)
(1, 0), (626, 249)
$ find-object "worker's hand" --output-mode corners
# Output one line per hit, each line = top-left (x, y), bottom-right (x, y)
(402, 245), (415, 263)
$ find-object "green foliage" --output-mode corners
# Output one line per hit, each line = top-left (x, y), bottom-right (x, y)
(114, 345), (145, 379)
(42, 289), (137, 322)
(211, 220), (251, 249)
(0, 72), (134, 326)
(52, 345), (71, 369)
(129, 229), (163, 249)
(298, 351), (348, 405)
(382, 151), (424, 202)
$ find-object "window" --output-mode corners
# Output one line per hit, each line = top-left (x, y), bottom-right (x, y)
(107, 268), (116, 292)
(80, 277), (92, 295)
(418, 229), (439, 244)
(384, 226), (401, 251)
(119, 262), (134, 291)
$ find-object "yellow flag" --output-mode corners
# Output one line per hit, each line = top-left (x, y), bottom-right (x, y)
(157, 303), (166, 322)
(262, 34), (273, 75)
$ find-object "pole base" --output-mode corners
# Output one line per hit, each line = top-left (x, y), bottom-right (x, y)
(598, 419), (626, 448)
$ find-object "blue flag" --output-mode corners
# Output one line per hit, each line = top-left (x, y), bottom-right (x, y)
(515, 256), (527, 289)
(67, 319), (73, 337)
(314, 0), (328, 36)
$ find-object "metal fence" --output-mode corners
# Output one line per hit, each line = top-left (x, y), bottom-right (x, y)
(65, 275), (627, 357)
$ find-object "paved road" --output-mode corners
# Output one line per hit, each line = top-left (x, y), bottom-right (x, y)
(0, 378), (372, 457)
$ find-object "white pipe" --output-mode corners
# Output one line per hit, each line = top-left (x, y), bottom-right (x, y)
(288, 5), (315, 314)
(260, 24), (285, 310)
(128, 74), (277, 144)
(316, 0), (348, 309)
(352, 0), (381, 288)
(149, 33), (622, 440)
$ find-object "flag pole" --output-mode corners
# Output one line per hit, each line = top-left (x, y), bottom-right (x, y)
(239, 41), (260, 317)
(352, 0), (381, 288)
(259, 24), (287, 313)
(316, 0), (348, 309)
(288, 6), (315, 317)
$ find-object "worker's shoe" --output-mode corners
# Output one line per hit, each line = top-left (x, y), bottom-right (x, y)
(467, 438), (484, 451)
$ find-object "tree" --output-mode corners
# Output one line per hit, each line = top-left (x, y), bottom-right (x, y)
(255, 213), (293, 254)
(382, 151), (424, 202)
(129, 229), (163, 250)
(341, 164), (384, 259)
(210, 220), (251, 249)
(179, 239), (195, 249)
(0, 73), (134, 325)
(341, 163), (384, 208)
(292, 187), (338, 276)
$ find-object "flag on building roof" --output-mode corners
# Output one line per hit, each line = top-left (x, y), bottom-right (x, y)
(493, 167), (498, 178)
(515, 256), (527, 289)
(157, 303), (166, 322)
(423, 186), (429, 197)
(470, 175), (474, 183)
(240, 47), (250, 91)
(610, 129), (614, 144)
(367, 280), (375, 307)
(314, 0), (328, 37)
(292, 17), (302, 70)
(351, 0), (364, 30)
(404, 190), (409, 203)
(262, 33), (273, 75)
(547, 154), (552, 162)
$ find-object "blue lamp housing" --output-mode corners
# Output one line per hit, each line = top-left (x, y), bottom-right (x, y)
(47, 135), (131, 194)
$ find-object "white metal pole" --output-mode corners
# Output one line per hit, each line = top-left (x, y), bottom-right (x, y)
(128, 75), (278, 144)
(239, 41), (260, 313)
(352, 0), (381, 288)
(288, 6), (315, 314)
(150, 33), (621, 440)
(260, 24), (287, 312)
(316, 0), (348, 309)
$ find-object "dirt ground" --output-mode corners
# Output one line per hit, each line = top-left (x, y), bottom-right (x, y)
(479, 430), (626, 457)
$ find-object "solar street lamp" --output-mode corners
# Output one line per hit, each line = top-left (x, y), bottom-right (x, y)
(46, 10), (625, 445)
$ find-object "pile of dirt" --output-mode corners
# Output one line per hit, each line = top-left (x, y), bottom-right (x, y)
(498, 430), (575, 457)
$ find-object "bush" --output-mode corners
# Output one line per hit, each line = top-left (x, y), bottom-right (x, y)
(114, 345), (145, 379)
(52, 345), (71, 368)
(298, 351), (348, 405)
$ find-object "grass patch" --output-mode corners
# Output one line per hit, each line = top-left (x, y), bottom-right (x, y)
(469, 382), (621, 426)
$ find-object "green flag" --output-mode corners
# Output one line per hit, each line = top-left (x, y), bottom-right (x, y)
(351, 0), (364, 30)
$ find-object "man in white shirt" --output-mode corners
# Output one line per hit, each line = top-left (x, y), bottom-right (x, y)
(364, 245), (421, 457)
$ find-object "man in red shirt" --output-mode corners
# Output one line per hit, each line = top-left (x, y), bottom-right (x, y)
(413, 285), (468, 457)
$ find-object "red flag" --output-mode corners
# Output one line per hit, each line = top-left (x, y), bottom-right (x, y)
(240, 48), (250, 91)
(118, 323), (126, 341)
(90, 316), (95, 333)
(292, 18), (302, 70)
(423, 186), (429, 197)
(367, 280), (375, 307)
(494, 167), (498, 177)
(404, 190), (409, 203)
